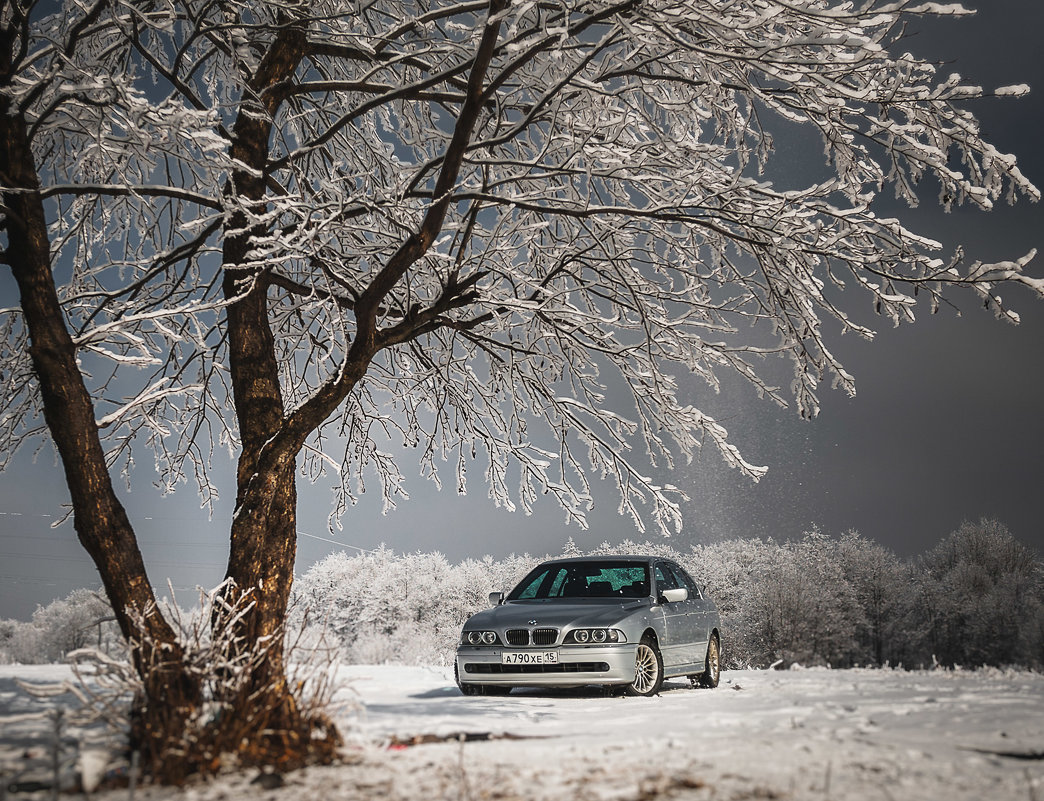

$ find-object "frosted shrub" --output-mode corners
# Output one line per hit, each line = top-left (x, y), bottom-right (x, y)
(0, 589), (120, 664)
(294, 548), (541, 665)
(0, 620), (46, 664)
(124, 582), (340, 779)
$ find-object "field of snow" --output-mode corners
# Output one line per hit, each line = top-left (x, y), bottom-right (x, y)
(3, 664), (1044, 800)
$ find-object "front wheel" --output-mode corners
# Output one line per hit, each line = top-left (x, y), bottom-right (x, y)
(627, 635), (664, 696)
(698, 635), (721, 688)
(455, 662), (512, 696)
(455, 662), (483, 695)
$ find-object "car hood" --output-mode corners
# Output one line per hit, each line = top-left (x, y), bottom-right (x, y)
(468, 599), (649, 630)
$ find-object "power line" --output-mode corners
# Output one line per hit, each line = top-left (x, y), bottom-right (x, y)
(297, 529), (376, 554)
(0, 575), (70, 587)
(0, 533), (227, 550)
(0, 511), (222, 523)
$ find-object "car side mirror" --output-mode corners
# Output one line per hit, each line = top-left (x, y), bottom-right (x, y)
(488, 591), (505, 606)
(660, 588), (688, 604)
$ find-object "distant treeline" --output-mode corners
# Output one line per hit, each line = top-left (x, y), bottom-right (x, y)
(291, 518), (1043, 670)
(2, 518), (1041, 669)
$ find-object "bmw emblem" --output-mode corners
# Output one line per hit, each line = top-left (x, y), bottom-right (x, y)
(528, 619), (538, 625)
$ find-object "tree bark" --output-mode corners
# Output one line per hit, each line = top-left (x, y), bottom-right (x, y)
(217, 22), (310, 744)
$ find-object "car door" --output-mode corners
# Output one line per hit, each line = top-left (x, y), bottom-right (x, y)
(654, 562), (701, 669)
(672, 563), (714, 661)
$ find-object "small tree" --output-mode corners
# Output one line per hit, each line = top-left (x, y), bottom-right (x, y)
(29, 588), (119, 661)
(1, 0), (1040, 779)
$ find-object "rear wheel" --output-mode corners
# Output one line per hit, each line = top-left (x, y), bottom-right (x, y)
(627, 635), (664, 696)
(699, 634), (721, 688)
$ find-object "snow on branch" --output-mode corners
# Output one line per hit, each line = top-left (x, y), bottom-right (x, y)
(4, 0), (1040, 535)
(95, 379), (204, 430)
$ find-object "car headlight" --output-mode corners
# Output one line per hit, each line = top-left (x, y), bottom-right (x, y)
(565, 628), (625, 644)
(463, 630), (499, 645)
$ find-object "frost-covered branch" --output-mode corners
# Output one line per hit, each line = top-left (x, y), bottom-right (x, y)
(3, 0), (1040, 535)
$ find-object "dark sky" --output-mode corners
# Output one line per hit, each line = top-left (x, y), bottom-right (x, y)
(1, 2), (1042, 619)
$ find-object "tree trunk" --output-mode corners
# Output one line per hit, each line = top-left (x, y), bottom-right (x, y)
(213, 21), (327, 764)
(1, 86), (202, 781)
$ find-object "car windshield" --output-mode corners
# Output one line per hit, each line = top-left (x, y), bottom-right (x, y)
(507, 561), (650, 600)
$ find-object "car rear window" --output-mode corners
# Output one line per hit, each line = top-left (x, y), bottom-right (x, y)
(508, 562), (650, 600)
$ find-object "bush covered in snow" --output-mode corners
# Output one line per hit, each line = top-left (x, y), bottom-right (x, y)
(293, 520), (1043, 670)
(290, 547), (543, 665)
(0, 588), (122, 664)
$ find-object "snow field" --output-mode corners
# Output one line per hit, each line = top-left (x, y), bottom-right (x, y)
(329, 665), (1044, 801)
(3, 664), (1043, 800)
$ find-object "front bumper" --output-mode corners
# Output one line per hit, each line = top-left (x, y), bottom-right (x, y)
(455, 644), (637, 687)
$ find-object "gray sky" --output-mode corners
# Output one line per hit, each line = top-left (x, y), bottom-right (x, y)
(1, 1), (1042, 620)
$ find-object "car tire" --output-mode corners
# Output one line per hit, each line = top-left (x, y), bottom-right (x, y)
(698, 634), (721, 689)
(627, 635), (664, 696)
(455, 662), (483, 696)
(455, 663), (511, 696)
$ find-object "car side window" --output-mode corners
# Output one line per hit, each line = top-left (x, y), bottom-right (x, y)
(673, 564), (702, 599)
(654, 563), (681, 592)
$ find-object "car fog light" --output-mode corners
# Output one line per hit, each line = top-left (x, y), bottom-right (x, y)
(481, 631), (497, 645)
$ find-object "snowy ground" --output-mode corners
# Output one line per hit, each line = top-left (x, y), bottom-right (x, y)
(2, 664), (1043, 800)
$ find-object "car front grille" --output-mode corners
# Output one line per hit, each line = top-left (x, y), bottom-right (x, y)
(533, 628), (558, 645)
(505, 628), (560, 646)
(506, 629), (529, 646)
(464, 662), (610, 675)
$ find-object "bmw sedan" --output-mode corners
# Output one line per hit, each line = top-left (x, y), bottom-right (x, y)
(454, 555), (721, 696)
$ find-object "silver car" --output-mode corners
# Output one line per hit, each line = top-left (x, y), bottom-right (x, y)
(455, 555), (721, 696)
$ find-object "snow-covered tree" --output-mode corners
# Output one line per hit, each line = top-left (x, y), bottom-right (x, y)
(0, 588), (118, 663)
(687, 537), (770, 667)
(1, 0), (1040, 779)
(293, 546), (538, 664)
(917, 518), (1043, 667)
(836, 531), (918, 666)
(743, 530), (865, 666)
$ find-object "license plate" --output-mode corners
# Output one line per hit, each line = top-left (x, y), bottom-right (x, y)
(501, 650), (559, 665)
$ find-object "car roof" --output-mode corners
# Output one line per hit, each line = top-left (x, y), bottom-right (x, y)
(533, 555), (668, 566)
